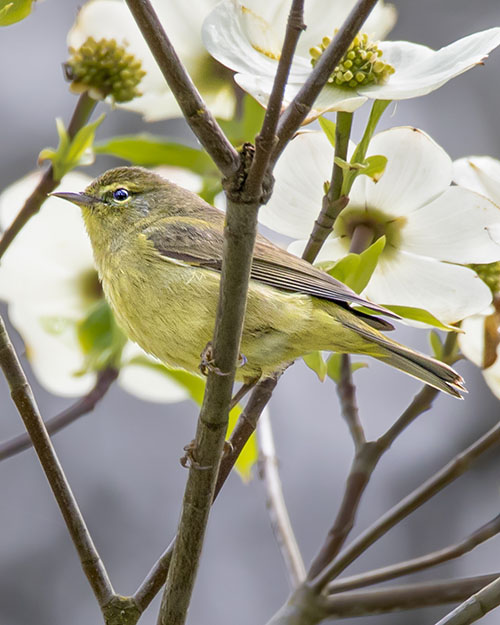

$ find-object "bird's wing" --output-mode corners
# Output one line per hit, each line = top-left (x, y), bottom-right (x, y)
(145, 216), (398, 321)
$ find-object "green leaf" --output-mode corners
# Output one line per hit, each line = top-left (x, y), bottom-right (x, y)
(327, 254), (360, 284)
(95, 134), (217, 175)
(318, 116), (336, 148)
(0, 0), (32, 25)
(384, 305), (458, 331)
(218, 95), (265, 145)
(303, 351), (327, 381)
(429, 330), (444, 360)
(326, 353), (368, 384)
(76, 299), (127, 374)
(227, 404), (258, 482)
(126, 355), (257, 481)
(360, 154), (387, 182)
(349, 236), (386, 293)
(39, 115), (105, 180)
(327, 237), (385, 294)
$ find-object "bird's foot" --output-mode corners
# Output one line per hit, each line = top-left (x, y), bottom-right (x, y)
(199, 342), (248, 376)
(199, 342), (230, 377)
(180, 439), (233, 469)
(180, 439), (212, 470)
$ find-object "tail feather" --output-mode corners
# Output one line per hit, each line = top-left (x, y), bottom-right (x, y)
(342, 318), (465, 398)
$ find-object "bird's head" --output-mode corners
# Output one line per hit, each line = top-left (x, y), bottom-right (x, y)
(53, 166), (174, 225)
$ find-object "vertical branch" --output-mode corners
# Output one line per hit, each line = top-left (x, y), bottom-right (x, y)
(0, 316), (115, 608)
(258, 407), (306, 588)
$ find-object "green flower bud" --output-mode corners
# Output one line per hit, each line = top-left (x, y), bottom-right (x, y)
(64, 37), (146, 103)
(310, 32), (395, 88)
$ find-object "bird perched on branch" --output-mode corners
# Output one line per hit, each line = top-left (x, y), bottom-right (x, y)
(54, 166), (464, 398)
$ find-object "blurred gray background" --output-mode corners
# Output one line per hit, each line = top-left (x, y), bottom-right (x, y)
(1, 1), (500, 624)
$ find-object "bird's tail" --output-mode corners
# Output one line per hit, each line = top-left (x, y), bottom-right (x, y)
(342, 317), (465, 398)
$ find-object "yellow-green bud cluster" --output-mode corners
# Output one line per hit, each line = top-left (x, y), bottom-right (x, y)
(469, 261), (500, 295)
(65, 37), (145, 103)
(310, 33), (395, 88)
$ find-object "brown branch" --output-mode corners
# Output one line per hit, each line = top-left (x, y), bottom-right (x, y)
(0, 367), (118, 462)
(307, 333), (459, 581)
(272, 0), (380, 165)
(258, 407), (306, 588)
(329, 514), (500, 593)
(124, 0), (239, 179)
(313, 418), (500, 590)
(0, 93), (97, 259)
(301, 111), (352, 263)
(266, 575), (500, 625)
(0, 315), (115, 607)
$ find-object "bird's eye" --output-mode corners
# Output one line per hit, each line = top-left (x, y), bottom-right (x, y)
(113, 188), (129, 202)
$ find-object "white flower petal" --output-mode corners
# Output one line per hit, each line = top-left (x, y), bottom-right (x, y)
(259, 131), (334, 238)
(8, 304), (96, 397)
(459, 312), (490, 368)
(483, 363), (500, 400)
(0, 172), (95, 314)
(202, 0), (290, 78)
(288, 236), (349, 262)
(119, 343), (190, 403)
(364, 250), (492, 323)
(348, 127), (451, 217)
(359, 28), (500, 100)
(453, 156), (500, 206)
(403, 187), (500, 263)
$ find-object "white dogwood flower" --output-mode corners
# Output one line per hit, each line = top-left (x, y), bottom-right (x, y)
(259, 126), (500, 323)
(0, 170), (192, 400)
(202, 0), (500, 119)
(68, 0), (236, 121)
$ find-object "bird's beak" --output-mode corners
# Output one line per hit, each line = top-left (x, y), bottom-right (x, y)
(50, 191), (97, 208)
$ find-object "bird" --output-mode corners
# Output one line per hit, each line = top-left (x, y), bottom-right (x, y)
(53, 166), (465, 398)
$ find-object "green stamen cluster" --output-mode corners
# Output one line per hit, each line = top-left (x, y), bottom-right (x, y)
(65, 37), (145, 103)
(469, 261), (500, 295)
(310, 33), (395, 88)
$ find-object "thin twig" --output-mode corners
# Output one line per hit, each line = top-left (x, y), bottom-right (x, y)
(0, 93), (97, 259)
(313, 418), (500, 590)
(266, 575), (500, 625)
(329, 513), (500, 593)
(124, 0), (239, 179)
(434, 574), (500, 625)
(301, 111), (353, 263)
(258, 407), (306, 588)
(0, 315), (115, 607)
(272, 0), (380, 165)
(0, 367), (118, 462)
(246, 0), (305, 197)
(307, 333), (459, 581)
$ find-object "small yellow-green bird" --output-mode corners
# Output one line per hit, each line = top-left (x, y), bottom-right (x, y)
(54, 166), (464, 398)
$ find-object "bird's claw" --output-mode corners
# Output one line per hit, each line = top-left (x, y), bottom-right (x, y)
(180, 439), (212, 470)
(199, 342), (248, 376)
